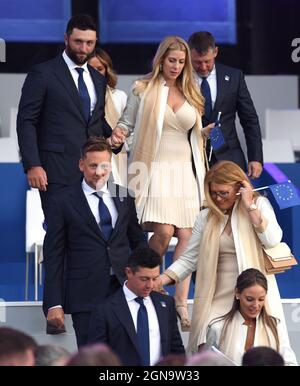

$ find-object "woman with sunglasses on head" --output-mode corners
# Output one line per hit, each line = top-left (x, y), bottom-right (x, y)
(157, 160), (292, 354)
(206, 268), (297, 365)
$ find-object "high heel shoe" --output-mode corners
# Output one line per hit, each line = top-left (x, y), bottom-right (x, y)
(175, 303), (191, 332)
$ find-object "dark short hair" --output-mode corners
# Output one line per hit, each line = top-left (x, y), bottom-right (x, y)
(81, 137), (112, 158)
(66, 14), (97, 35)
(188, 31), (216, 54)
(0, 327), (37, 364)
(242, 346), (284, 366)
(128, 247), (162, 273)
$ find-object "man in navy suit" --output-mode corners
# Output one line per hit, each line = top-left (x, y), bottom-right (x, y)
(88, 247), (185, 366)
(17, 14), (121, 219)
(188, 31), (263, 179)
(43, 137), (145, 347)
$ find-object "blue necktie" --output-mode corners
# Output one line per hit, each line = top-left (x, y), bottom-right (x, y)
(135, 297), (150, 366)
(75, 67), (91, 122)
(201, 77), (212, 123)
(93, 192), (113, 240)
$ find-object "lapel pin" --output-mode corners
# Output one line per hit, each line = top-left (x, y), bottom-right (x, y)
(119, 197), (124, 202)
(160, 301), (166, 308)
(225, 75), (230, 81)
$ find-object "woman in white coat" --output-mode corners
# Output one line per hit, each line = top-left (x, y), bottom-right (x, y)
(206, 268), (297, 365)
(111, 36), (214, 330)
(158, 160), (293, 352)
(88, 48), (128, 186)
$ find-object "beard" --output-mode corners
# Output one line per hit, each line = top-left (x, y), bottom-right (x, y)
(65, 44), (94, 65)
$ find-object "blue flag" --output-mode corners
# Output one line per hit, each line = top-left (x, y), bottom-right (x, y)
(269, 181), (300, 209)
(209, 122), (225, 150)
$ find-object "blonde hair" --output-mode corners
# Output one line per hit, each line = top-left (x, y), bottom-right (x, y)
(133, 36), (204, 113)
(204, 161), (260, 221)
(90, 48), (117, 88)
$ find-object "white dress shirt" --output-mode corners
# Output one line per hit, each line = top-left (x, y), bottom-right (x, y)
(62, 50), (97, 116)
(123, 283), (161, 366)
(196, 65), (217, 110)
(82, 179), (118, 228)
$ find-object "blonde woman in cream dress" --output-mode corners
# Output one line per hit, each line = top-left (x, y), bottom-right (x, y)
(111, 36), (214, 330)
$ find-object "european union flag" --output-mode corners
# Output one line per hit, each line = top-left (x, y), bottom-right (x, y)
(269, 181), (300, 209)
(209, 122), (225, 150)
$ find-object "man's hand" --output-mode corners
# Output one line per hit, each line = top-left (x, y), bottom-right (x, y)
(47, 307), (65, 329)
(247, 161), (263, 179)
(27, 166), (48, 191)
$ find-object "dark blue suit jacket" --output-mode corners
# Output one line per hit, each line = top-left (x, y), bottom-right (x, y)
(205, 63), (263, 170)
(17, 54), (113, 185)
(43, 181), (145, 315)
(88, 288), (185, 366)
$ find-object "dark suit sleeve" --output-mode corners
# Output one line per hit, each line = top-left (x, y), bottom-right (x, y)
(236, 70), (263, 164)
(87, 305), (109, 344)
(126, 195), (147, 250)
(43, 196), (67, 313)
(17, 67), (46, 171)
(92, 74), (123, 155)
(168, 297), (186, 354)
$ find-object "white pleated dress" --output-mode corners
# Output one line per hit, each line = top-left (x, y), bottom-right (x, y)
(141, 101), (200, 228)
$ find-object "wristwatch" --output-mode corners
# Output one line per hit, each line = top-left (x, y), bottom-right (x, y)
(248, 203), (257, 211)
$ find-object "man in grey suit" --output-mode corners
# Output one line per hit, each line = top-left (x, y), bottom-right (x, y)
(17, 14), (120, 219)
(188, 31), (263, 179)
(88, 247), (185, 366)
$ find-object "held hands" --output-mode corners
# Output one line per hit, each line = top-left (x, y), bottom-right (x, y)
(27, 166), (48, 191)
(109, 127), (127, 148)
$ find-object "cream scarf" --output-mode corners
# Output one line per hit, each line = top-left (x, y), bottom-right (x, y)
(188, 198), (269, 353)
(105, 87), (128, 187)
(219, 312), (277, 365)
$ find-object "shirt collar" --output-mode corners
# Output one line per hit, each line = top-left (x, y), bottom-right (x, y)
(62, 50), (89, 73)
(82, 179), (109, 195)
(196, 64), (216, 80)
(123, 281), (150, 302)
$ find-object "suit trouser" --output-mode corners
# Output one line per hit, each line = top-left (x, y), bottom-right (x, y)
(72, 274), (121, 347)
(39, 183), (69, 223)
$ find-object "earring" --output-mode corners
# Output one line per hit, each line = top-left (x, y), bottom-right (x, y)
(236, 296), (239, 300)
(159, 64), (162, 72)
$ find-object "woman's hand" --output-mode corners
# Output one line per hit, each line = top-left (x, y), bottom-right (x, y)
(239, 179), (254, 209)
(202, 123), (215, 138)
(153, 274), (170, 294)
